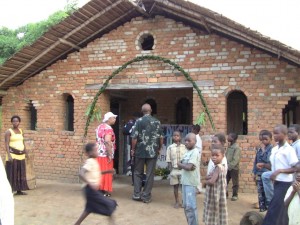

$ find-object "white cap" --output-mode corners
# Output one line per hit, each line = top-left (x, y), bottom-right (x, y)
(102, 112), (117, 123)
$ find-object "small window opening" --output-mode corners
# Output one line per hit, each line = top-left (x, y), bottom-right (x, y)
(176, 98), (191, 124)
(140, 34), (154, 50)
(29, 101), (37, 130)
(66, 95), (74, 131)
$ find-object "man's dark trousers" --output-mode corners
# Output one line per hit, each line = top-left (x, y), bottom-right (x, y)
(133, 157), (157, 201)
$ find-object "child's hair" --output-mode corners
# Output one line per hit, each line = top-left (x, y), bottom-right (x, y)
(192, 124), (201, 133)
(275, 124), (288, 135)
(85, 143), (96, 153)
(173, 130), (181, 135)
(229, 132), (238, 141)
(259, 129), (268, 136)
(211, 143), (225, 154)
(214, 133), (226, 145)
(11, 115), (21, 122)
(289, 124), (300, 134)
(261, 130), (272, 139)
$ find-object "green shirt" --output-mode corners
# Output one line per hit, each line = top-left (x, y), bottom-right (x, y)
(131, 114), (163, 158)
(225, 143), (241, 170)
(181, 148), (200, 186)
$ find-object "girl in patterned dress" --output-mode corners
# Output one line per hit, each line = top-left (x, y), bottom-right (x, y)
(203, 144), (228, 225)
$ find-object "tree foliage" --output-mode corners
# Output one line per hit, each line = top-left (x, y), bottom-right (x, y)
(0, 1), (78, 65)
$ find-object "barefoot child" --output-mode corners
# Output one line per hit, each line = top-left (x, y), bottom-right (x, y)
(284, 162), (300, 225)
(226, 132), (241, 201)
(263, 125), (298, 225)
(166, 131), (186, 208)
(203, 144), (228, 225)
(252, 130), (273, 211)
(74, 143), (117, 225)
(178, 133), (200, 225)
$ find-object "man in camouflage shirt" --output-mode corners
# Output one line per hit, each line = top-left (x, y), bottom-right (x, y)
(131, 103), (163, 203)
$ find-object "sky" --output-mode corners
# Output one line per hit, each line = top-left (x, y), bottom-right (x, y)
(0, 0), (299, 50)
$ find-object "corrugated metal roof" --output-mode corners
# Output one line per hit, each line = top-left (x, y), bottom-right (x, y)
(0, 0), (299, 95)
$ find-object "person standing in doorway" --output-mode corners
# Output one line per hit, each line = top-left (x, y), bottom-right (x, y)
(288, 124), (300, 160)
(192, 124), (203, 194)
(131, 103), (163, 203)
(96, 112), (117, 197)
(5, 115), (29, 195)
(123, 112), (141, 185)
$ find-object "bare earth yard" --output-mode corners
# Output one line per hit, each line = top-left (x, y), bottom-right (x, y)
(14, 176), (262, 225)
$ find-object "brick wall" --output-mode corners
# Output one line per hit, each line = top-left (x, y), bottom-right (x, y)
(1, 16), (299, 192)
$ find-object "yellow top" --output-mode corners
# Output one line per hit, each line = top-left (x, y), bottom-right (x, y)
(6, 128), (25, 161)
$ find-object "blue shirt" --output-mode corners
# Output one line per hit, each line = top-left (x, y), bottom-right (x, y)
(291, 139), (300, 161)
(252, 144), (272, 175)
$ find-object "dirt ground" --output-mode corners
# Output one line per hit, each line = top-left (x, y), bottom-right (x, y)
(14, 176), (262, 225)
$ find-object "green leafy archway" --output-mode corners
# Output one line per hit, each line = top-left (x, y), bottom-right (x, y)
(84, 55), (215, 137)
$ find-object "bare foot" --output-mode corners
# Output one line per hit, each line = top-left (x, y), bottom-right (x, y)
(174, 203), (180, 208)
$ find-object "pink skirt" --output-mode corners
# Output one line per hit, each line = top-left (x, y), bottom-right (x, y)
(97, 157), (113, 192)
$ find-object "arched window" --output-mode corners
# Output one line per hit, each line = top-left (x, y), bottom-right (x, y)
(145, 98), (157, 115)
(176, 97), (191, 124)
(227, 91), (247, 135)
(282, 97), (300, 126)
(65, 95), (74, 131)
(29, 101), (37, 130)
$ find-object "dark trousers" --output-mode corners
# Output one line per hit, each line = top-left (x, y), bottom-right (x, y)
(133, 157), (157, 201)
(226, 169), (239, 197)
(256, 175), (267, 210)
(263, 181), (291, 225)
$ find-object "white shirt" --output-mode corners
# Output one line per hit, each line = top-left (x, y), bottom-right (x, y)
(270, 142), (298, 182)
(207, 156), (228, 175)
(195, 134), (202, 155)
(291, 139), (300, 161)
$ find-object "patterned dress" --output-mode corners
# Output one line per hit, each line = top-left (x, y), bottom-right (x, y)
(203, 163), (228, 225)
(96, 123), (116, 192)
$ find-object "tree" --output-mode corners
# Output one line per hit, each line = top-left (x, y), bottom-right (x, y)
(0, 1), (78, 65)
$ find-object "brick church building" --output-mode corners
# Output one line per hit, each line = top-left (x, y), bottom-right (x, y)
(0, 0), (299, 192)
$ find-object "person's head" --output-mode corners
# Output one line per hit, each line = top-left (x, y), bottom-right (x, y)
(259, 129), (268, 141)
(11, 115), (21, 128)
(192, 124), (201, 135)
(288, 124), (300, 142)
(227, 132), (238, 144)
(261, 130), (272, 146)
(273, 124), (288, 143)
(294, 162), (300, 182)
(211, 144), (225, 165)
(141, 103), (152, 115)
(184, 133), (197, 150)
(102, 112), (117, 125)
(172, 131), (181, 144)
(212, 133), (226, 146)
(85, 143), (98, 158)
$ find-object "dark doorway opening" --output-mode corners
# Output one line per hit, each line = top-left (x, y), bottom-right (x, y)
(227, 91), (248, 135)
(110, 100), (120, 174)
(282, 97), (300, 126)
(176, 97), (191, 124)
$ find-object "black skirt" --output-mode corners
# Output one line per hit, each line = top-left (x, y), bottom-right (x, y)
(6, 159), (29, 192)
(84, 185), (117, 216)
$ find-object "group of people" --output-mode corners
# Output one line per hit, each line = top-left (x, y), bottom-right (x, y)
(166, 129), (240, 225)
(2, 106), (300, 225)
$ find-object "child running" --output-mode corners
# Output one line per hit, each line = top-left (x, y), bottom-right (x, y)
(166, 131), (186, 208)
(203, 144), (228, 225)
(252, 130), (273, 211)
(74, 143), (117, 225)
(263, 125), (298, 225)
(288, 124), (300, 160)
(226, 132), (241, 201)
(178, 133), (200, 225)
(284, 162), (300, 225)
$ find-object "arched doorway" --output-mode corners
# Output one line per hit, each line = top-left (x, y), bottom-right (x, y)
(227, 91), (248, 135)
